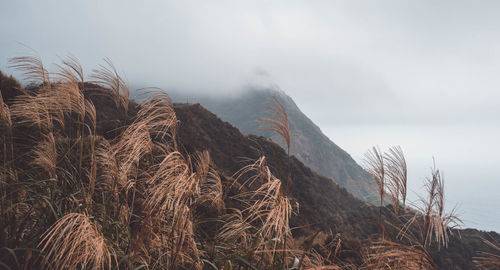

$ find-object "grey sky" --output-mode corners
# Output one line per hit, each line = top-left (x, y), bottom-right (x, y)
(1, 1), (499, 230)
(2, 1), (500, 125)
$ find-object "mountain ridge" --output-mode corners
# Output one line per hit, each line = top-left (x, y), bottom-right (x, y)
(1, 69), (498, 269)
(172, 102), (500, 269)
(169, 87), (379, 204)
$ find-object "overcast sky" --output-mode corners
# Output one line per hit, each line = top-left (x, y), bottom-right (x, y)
(1, 0), (499, 231)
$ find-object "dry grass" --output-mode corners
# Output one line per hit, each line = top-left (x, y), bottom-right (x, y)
(410, 165), (462, 248)
(55, 54), (85, 83)
(384, 146), (407, 215)
(218, 208), (252, 249)
(84, 99), (97, 133)
(364, 146), (385, 209)
(258, 96), (290, 153)
(143, 150), (203, 268)
(248, 177), (292, 251)
(91, 57), (130, 111)
(39, 213), (115, 270)
(474, 237), (500, 269)
(9, 79), (85, 132)
(257, 95), (292, 196)
(194, 150), (224, 211)
(233, 156), (272, 187)
(300, 249), (341, 270)
(366, 238), (435, 270)
(136, 90), (178, 146)
(2, 53), (311, 269)
(113, 121), (153, 190)
(109, 90), (177, 190)
(56, 81), (86, 119)
(0, 91), (12, 129)
(230, 156), (292, 266)
(10, 93), (55, 131)
(32, 132), (57, 179)
(364, 146), (386, 238)
(96, 138), (121, 195)
(8, 55), (51, 87)
(4, 53), (477, 270)
(145, 151), (193, 219)
(364, 147), (463, 269)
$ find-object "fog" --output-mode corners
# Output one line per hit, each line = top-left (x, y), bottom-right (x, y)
(325, 124), (500, 232)
(1, 0), (499, 231)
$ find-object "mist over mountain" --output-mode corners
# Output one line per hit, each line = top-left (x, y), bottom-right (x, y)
(168, 87), (380, 204)
(1, 58), (499, 268)
(3, 2), (500, 233)
(2, 0), (500, 268)
(165, 84), (500, 233)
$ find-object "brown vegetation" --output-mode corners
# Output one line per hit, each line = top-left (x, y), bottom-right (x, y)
(0, 55), (340, 269)
(0, 53), (497, 269)
(474, 236), (500, 269)
(363, 147), (465, 269)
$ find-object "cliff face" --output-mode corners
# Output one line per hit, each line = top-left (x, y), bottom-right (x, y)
(170, 88), (379, 204)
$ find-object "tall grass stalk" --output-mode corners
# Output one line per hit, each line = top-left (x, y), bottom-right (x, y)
(385, 146), (407, 215)
(363, 146), (386, 234)
(258, 96), (293, 267)
(474, 237), (500, 268)
(39, 213), (115, 270)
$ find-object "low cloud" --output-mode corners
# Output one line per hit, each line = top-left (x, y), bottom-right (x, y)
(1, 0), (499, 127)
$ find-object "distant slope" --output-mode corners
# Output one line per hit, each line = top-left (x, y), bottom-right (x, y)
(170, 88), (379, 204)
(173, 103), (499, 270)
(1, 68), (496, 268)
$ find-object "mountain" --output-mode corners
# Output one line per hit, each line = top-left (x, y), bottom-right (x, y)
(2, 68), (498, 269)
(170, 88), (379, 204)
(173, 103), (498, 270)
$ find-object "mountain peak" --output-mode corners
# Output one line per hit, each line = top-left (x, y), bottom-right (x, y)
(169, 87), (379, 203)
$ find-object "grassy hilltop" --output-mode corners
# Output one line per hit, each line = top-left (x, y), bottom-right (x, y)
(0, 56), (498, 269)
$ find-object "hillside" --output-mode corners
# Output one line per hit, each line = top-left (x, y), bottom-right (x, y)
(173, 102), (499, 270)
(169, 88), (379, 204)
(1, 67), (498, 269)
